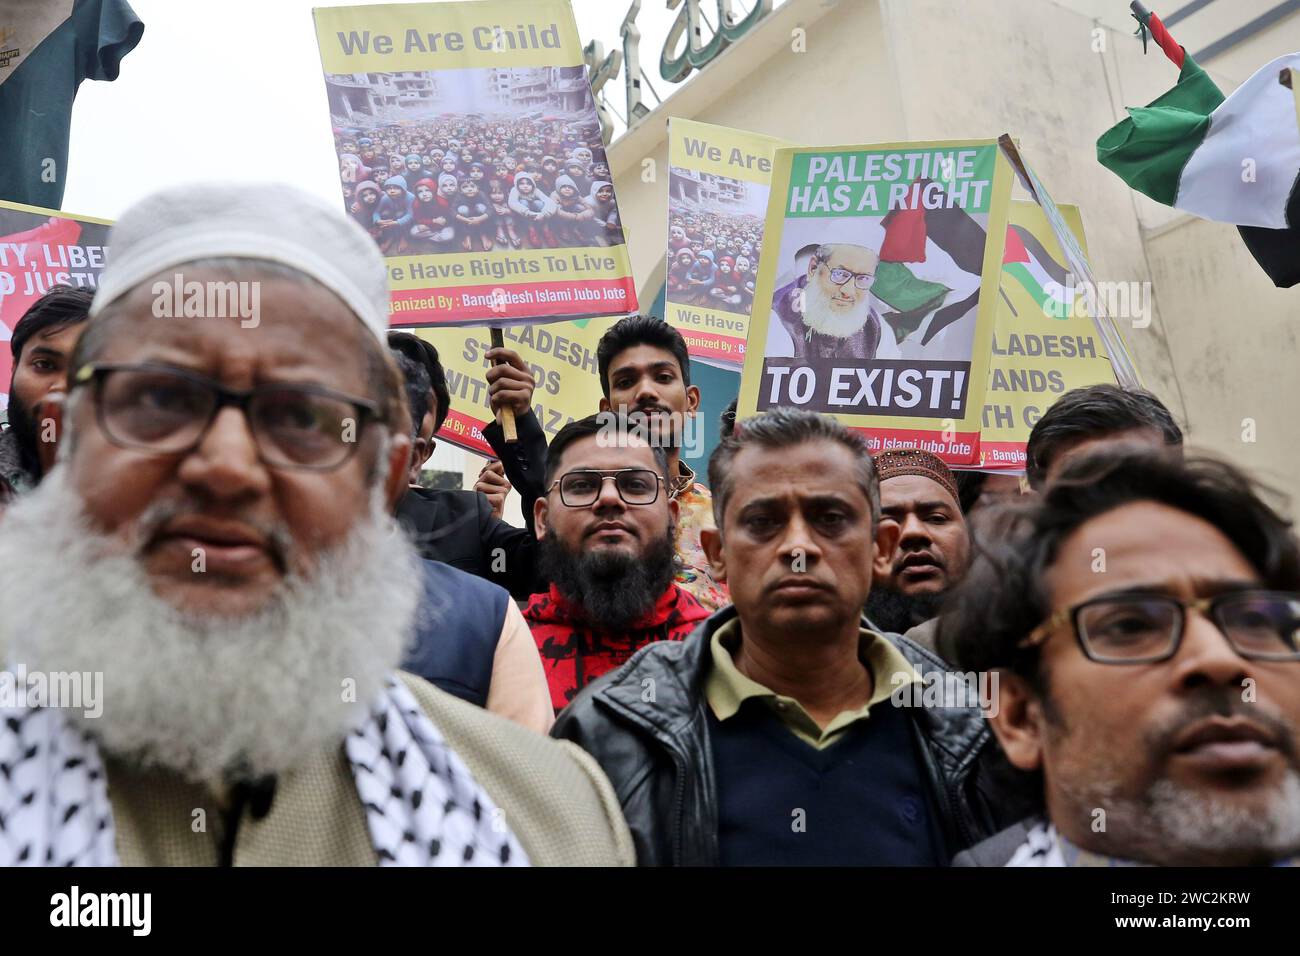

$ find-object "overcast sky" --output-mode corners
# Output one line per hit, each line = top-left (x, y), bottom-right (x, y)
(63, 0), (784, 218)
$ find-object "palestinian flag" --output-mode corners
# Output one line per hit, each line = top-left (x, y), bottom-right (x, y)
(1096, 4), (1300, 287)
(1001, 224), (1073, 318)
(872, 184), (987, 344)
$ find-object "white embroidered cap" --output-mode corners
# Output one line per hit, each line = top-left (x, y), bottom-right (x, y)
(90, 181), (389, 342)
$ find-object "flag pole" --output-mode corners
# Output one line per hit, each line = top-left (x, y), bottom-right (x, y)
(484, 290), (518, 444)
(1130, 2), (1185, 69)
(489, 326), (518, 443)
(999, 287), (1019, 318)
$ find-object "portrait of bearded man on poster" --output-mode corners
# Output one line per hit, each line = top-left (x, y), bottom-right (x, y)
(768, 241), (899, 361)
(763, 210), (986, 364)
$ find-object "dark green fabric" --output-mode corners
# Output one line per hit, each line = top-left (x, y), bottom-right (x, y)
(1096, 55), (1225, 207)
(871, 261), (948, 316)
(0, 0), (143, 208)
(871, 261), (948, 341)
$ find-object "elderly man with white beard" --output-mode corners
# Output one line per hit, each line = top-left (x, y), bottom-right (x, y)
(766, 242), (901, 361)
(0, 183), (633, 867)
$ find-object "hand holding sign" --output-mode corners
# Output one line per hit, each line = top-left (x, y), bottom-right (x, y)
(486, 345), (536, 415)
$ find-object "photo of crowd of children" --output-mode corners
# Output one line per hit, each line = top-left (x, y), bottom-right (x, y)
(665, 166), (767, 317)
(327, 67), (624, 256)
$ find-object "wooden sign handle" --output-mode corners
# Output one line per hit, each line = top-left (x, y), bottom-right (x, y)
(489, 326), (517, 443)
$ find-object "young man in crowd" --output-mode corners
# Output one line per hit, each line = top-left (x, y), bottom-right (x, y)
(864, 448), (971, 660)
(1, 285), (93, 502)
(386, 333), (446, 486)
(554, 409), (1025, 865)
(947, 446), (1300, 866)
(525, 414), (709, 714)
(0, 183), (632, 867)
(1025, 383), (1183, 491)
(596, 315), (728, 611)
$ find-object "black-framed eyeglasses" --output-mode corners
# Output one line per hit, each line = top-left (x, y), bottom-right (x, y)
(549, 468), (664, 507)
(822, 264), (875, 290)
(1019, 590), (1300, 664)
(72, 362), (379, 472)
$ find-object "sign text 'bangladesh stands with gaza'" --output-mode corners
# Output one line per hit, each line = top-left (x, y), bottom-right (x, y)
(413, 317), (615, 457)
(979, 200), (1127, 471)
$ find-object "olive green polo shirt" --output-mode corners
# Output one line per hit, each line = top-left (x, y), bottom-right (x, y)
(705, 619), (922, 749)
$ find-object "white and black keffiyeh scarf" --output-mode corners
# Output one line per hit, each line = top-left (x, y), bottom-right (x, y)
(0, 676), (528, 867)
(1005, 820), (1300, 867)
(1004, 820), (1066, 867)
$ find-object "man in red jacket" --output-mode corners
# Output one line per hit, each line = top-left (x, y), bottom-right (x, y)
(525, 413), (710, 714)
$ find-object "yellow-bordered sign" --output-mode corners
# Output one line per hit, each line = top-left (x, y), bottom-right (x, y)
(738, 138), (1014, 466)
(666, 119), (790, 370)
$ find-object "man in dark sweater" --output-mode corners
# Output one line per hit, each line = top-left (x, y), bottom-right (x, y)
(553, 408), (1027, 865)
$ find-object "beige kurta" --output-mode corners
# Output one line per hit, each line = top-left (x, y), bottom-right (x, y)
(108, 672), (634, 866)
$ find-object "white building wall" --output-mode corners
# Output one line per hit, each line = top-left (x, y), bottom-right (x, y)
(606, 0), (1300, 502)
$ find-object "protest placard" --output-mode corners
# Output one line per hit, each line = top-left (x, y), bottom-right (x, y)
(0, 199), (111, 410)
(312, 0), (638, 327)
(999, 135), (1140, 387)
(413, 316), (616, 456)
(665, 119), (789, 369)
(978, 200), (1125, 471)
(737, 139), (1014, 466)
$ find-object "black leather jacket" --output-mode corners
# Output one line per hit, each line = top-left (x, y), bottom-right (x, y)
(552, 606), (1035, 865)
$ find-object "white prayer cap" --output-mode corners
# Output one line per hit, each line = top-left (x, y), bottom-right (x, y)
(90, 181), (389, 343)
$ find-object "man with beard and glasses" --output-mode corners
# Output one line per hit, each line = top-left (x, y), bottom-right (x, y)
(553, 409), (1026, 865)
(596, 315), (727, 611)
(864, 448), (971, 660)
(0, 183), (633, 868)
(524, 414), (709, 715)
(1, 285), (93, 504)
(947, 446), (1300, 866)
(767, 243), (900, 361)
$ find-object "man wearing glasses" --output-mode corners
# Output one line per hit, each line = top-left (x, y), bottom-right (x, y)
(524, 413), (709, 715)
(767, 242), (900, 361)
(0, 183), (633, 867)
(947, 446), (1300, 866)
